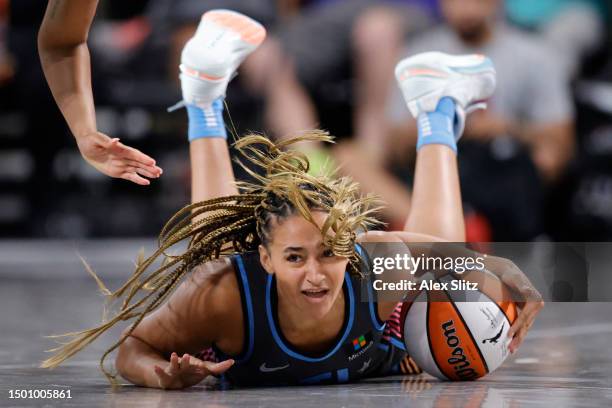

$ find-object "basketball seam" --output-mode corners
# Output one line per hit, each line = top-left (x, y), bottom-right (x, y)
(441, 282), (490, 375)
(425, 290), (450, 380)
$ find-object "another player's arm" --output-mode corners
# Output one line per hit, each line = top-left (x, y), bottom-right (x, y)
(38, 0), (161, 185)
(38, 0), (98, 141)
(115, 259), (238, 389)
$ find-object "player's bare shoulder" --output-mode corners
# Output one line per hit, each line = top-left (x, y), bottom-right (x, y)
(186, 257), (241, 319)
(187, 256), (235, 287)
(187, 256), (244, 354)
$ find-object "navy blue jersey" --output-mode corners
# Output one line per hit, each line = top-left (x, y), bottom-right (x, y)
(210, 246), (410, 386)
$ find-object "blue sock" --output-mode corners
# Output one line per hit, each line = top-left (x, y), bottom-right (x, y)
(416, 97), (457, 153)
(186, 98), (227, 141)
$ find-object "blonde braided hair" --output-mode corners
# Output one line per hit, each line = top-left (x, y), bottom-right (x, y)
(41, 130), (383, 384)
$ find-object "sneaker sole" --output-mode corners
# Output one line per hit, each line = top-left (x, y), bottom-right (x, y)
(182, 10), (267, 82)
(201, 9), (266, 46)
(395, 53), (495, 117)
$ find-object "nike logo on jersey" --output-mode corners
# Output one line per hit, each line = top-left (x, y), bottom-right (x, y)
(259, 362), (290, 373)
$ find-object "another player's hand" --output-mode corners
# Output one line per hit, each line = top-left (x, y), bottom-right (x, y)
(154, 352), (234, 390)
(76, 131), (162, 185)
(495, 259), (544, 354)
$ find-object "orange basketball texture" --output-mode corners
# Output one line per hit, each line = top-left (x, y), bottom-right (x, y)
(400, 270), (517, 380)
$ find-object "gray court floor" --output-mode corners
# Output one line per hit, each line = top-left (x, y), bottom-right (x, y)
(1, 240), (611, 407)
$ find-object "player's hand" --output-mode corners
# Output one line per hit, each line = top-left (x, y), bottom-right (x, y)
(496, 259), (544, 354)
(153, 352), (234, 390)
(507, 298), (544, 354)
(76, 131), (162, 185)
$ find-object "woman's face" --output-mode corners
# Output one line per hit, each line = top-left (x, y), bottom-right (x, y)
(259, 211), (349, 319)
(441, 0), (499, 42)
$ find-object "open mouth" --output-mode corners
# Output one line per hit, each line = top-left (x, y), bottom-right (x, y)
(301, 289), (329, 299)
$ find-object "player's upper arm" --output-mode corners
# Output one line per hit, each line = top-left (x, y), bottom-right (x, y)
(357, 231), (449, 319)
(38, 0), (99, 48)
(126, 257), (238, 357)
(357, 231), (412, 319)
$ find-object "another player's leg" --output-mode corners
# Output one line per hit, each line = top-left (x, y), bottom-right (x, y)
(178, 10), (266, 204)
(395, 52), (496, 241)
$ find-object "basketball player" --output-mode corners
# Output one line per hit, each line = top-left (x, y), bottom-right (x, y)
(42, 10), (543, 388)
(38, 0), (162, 185)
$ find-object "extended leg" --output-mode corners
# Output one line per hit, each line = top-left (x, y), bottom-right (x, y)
(405, 142), (464, 241)
(189, 138), (238, 204)
(394, 53), (497, 241)
(177, 10), (266, 204)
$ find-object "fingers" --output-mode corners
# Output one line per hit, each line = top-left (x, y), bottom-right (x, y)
(202, 359), (235, 375)
(154, 365), (172, 385)
(154, 353), (223, 390)
(507, 304), (527, 340)
(507, 301), (544, 353)
(117, 159), (162, 185)
(154, 353), (191, 390)
(113, 140), (162, 174)
(177, 354), (231, 376)
(125, 161), (162, 179)
(84, 134), (164, 184)
(508, 327), (526, 354)
(178, 354), (201, 375)
(123, 172), (151, 186)
(175, 354), (208, 376)
(110, 138), (159, 168)
(121, 166), (161, 186)
(169, 352), (181, 375)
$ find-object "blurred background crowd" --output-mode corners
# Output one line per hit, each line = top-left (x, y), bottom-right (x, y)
(1, 0), (611, 242)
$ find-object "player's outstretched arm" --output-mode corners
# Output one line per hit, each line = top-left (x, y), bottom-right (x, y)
(359, 229), (543, 353)
(38, 0), (162, 185)
(115, 259), (238, 389)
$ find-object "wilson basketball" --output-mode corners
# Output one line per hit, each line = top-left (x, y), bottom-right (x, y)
(401, 270), (517, 380)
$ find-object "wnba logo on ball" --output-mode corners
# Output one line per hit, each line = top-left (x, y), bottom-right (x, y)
(442, 320), (478, 380)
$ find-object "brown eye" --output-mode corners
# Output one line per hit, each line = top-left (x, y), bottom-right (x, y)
(287, 254), (302, 262)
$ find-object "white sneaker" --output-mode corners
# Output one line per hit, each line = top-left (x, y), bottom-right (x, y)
(179, 9), (266, 108)
(394, 52), (496, 138)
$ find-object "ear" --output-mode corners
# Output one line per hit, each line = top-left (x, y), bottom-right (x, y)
(258, 244), (274, 275)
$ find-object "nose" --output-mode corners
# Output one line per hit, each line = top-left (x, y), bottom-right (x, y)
(304, 258), (325, 286)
